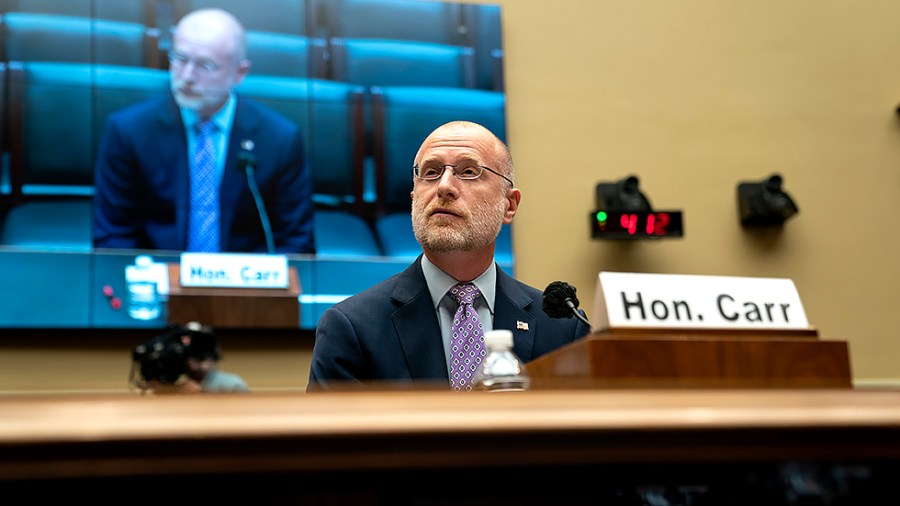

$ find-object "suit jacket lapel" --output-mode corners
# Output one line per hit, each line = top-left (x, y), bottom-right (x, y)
(391, 258), (448, 381)
(493, 267), (538, 362)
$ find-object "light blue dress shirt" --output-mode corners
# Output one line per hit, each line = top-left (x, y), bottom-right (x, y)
(420, 255), (498, 377)
(179, 94), (238, 186)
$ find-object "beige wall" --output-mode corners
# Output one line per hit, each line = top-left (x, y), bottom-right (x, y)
(3, 0), (900, 393)
(500, 0), (900, 386)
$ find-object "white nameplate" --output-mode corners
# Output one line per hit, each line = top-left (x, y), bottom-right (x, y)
(592, 271), (810, 331)
(179, 253), (289, 289)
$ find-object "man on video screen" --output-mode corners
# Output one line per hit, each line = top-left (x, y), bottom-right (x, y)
(93, 8), (315, 254)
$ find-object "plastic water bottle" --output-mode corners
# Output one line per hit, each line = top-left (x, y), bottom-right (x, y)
(125, 254), (161, 320)
(473, 329), (531, 392)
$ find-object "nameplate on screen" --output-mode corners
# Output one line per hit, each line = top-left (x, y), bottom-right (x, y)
(591, 271), (810, 331)
(179, 253), (289, 289)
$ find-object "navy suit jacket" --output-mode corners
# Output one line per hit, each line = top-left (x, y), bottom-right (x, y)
(308, 257), (592, 390)
(93, 93), (315, 253)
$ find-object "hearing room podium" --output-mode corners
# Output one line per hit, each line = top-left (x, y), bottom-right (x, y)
(526, 328), (853, 389)
(167, 263), (300, 328)
(527, 271), (854, 389)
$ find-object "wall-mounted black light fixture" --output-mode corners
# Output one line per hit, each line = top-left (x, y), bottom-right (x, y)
(736, 173), (799, 227)
(591, 175), (683, 239)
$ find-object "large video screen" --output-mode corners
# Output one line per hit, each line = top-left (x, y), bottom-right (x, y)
(0, 0), (509, 329)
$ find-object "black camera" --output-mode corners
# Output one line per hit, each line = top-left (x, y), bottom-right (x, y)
(130, 321), (220, 389)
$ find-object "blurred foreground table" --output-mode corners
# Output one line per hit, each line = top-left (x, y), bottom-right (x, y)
(2, 388), (899, 503)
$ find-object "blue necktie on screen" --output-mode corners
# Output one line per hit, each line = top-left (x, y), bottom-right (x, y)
(448, 283), (486, 391)
(187, 120), (220, 252)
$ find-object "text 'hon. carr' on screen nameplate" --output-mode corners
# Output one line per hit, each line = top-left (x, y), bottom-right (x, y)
(591, 271), (810, 332)
(179, 252), (289, 289)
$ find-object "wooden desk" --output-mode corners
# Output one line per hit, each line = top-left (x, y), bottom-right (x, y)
(2, 389), (899, 502)
(526, 330), (853, 389)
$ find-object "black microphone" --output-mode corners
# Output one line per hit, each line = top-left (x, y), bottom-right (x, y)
(236, 140), (275, 254)
(542, 281), (591, 327)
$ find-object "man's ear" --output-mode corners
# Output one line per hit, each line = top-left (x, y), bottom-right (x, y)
(234, 59), (251, 84)
(504, 188), (521, 224)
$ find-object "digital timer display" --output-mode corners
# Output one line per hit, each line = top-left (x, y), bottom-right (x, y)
(590, 210), (684, 239)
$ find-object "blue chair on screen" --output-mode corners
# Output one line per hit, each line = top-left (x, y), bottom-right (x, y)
(245, 32), (326, 78)
(236, 75), (381, 257)
(369, 85), (511, 268)
(328, 38), (475, 89)
(1, 62), (169, 250)
(318, 0), (466, 45)
(4, 0), (154, 24)
(1, 12), (158, 67)
(0, 200), (93, 251)
(313, 210), (380, 258)
(8, 62), (169, 198)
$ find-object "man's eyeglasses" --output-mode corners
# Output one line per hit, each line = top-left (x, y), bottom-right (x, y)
(168, 51), (219, 75)
(413, 164), (513, 186)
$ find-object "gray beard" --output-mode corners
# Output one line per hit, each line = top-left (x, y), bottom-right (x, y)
(412, 197), (506, 253)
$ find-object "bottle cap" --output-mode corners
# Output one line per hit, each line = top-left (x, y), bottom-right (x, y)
(484, 329), (513, 350)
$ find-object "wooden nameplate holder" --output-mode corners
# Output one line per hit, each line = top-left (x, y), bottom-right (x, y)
(526, 327), (853, 389)
(166, 263), (300, 329)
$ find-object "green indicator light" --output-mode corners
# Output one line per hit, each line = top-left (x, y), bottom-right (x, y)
(596, 211), (608, 222)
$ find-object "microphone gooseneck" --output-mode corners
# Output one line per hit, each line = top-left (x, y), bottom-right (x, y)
(542, 281), (591, 327)
(237, 149), (276, 254)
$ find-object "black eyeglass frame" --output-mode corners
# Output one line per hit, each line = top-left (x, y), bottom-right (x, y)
(412, 164), (514, 186)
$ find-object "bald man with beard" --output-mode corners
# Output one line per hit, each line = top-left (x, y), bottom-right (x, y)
(308, 121), (590, 391)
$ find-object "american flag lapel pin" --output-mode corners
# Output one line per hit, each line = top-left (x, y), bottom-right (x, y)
(516, 321), (529, 331)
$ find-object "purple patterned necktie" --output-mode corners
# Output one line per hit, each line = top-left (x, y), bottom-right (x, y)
(187, 120), (220, 252)
(448, 283), (486, 391)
